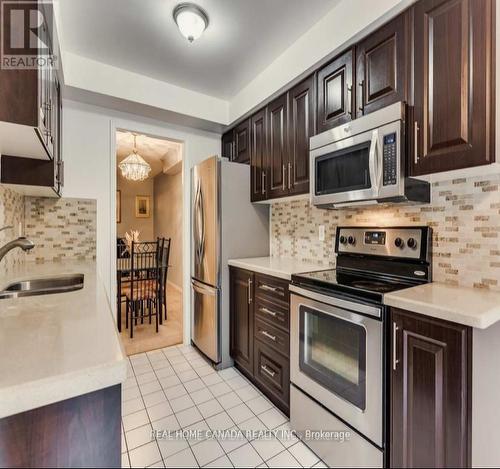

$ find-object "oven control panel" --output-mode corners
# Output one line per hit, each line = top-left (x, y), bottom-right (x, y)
(337, 227), (429, 260)
(382, 133), (398, 186)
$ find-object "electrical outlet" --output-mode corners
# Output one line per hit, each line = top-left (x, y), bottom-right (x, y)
(319, 225), (325, 241)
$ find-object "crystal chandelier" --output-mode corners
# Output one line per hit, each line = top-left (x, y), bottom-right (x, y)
(119, 134), (151, 181)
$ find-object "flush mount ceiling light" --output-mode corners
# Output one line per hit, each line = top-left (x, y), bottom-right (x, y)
(119, 134), (151, 181)
(173, 3), (209, 43)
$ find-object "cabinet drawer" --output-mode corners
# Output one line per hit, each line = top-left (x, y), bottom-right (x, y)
(255, 318), (289, 357)
(255, 297), (289, 332)
(254, 340), (290, 411)
(254, 273), (289, 306)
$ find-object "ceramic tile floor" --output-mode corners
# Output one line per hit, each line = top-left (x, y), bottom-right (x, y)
(121, 344), (328, 468)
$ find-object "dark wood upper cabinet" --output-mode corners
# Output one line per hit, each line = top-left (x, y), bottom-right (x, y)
(250, 108), (268, 202)
(391, 308), (471, 468)
(356, 12), (409, 118)
(288, 75), (315, 196)
(221, 130), (234, 161)
(316, 48), (354, 133)
(0, 0), (63, 196)
(234, 119), (251, 164)
(229, 267), (254, 376)
(267, 93), (288, 199)
(411, 0), (495, 175)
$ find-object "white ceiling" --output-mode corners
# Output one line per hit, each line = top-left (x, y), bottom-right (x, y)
(116, 131), (182, 177)
(59, 0), (339, 100)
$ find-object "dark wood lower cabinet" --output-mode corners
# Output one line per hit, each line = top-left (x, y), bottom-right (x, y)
(229, 267), (254, 375)
(230, 267), (290, 415)
(253, 339), (290, 414)
(390, 308), (471, 468)
(0, 385), (121, 468)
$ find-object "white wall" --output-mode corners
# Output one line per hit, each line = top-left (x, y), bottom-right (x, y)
(62, 99), (220, 344)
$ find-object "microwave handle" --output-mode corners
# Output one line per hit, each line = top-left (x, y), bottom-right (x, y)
(369, 130), (380, 194)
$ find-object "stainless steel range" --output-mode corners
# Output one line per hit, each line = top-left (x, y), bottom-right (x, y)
(289, 226), (432, 468)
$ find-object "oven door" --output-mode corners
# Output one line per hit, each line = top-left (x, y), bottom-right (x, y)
(290, 285), (383, 447)
(310, 120), (403, 207)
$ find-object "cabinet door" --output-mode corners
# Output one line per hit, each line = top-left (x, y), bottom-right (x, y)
(230, 268), (254, 375)
(356, 12), (408, 118)
(250, 108), (268, 202)
(411, 0), (495, 175)
(234, 119), (250, 164)
(288, 75), (314, 196)
(316, 48), (354, 133)
(221, 130), (234, 160)
(267, 93), (288, 199)
(391, 309), (471, 468)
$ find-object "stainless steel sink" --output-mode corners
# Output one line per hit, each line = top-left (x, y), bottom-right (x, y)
(0, 274), (84, 299)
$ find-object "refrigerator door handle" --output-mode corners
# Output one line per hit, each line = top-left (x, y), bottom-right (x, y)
(193, 182), (199, 263)
(198, 183), (206, 265)
(193, 182), (200, 266)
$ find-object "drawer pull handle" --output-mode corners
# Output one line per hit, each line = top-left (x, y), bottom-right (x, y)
(260, 307), (277, 317)
(247, 278), (252, 304)
(393, 322), (399, 371)
(260, 284), (280, 293)
(260, 330), (276, 341)
(414, 121), (419, 164)
(261, 365), (276, 378)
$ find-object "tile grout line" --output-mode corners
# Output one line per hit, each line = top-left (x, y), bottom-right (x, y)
(126, 345), (313, 468)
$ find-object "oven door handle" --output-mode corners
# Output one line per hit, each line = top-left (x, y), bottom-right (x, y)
(289, 284), (381, 319)
(369, 129), (380, 195)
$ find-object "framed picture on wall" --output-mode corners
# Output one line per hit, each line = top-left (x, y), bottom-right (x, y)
(116, 190), (121, 223)
(135, 195), (151, 218)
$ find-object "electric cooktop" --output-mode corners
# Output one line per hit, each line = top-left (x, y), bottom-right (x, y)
(291, 269), (418, 302)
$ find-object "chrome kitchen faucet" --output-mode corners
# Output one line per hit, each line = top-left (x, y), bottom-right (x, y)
(0, 225), (35, 263)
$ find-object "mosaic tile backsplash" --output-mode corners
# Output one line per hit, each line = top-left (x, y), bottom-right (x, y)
(0, 188), (96, 270)
(271, 174), (500, 290)
(24, 197), (97, 263)
(0, 186), (26, 271)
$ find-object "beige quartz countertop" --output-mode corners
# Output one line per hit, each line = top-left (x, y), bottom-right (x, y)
(228, 256), (326, 280)
(0, 261), (127, 418)
(384, 282), (500, 329)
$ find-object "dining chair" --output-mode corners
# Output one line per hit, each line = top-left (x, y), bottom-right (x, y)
(122, 239), (164, 338)
(158, 238), (171, 321)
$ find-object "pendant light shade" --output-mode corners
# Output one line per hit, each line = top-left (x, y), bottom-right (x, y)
(119, 134), (151, 181)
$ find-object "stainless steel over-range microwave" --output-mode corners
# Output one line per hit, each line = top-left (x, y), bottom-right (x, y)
(310, 102), (430, 209)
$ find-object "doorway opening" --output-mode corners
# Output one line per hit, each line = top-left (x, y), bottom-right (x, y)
(115, 129), (184, 356)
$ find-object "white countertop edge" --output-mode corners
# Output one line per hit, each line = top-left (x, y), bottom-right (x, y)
(228, 257), (327, 280)
(0, 358), (127, 419)
(384, 294), (498, 329)
(228, 259), (292, 280)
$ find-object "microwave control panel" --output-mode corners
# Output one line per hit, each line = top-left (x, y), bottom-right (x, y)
(382, 133), (397, 186)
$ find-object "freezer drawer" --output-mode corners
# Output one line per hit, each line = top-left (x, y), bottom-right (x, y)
(290, 385), (383, 468)
(191, 278), (220, 363)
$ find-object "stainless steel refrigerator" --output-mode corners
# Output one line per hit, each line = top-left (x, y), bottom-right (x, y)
(191, 156), (269, 368)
